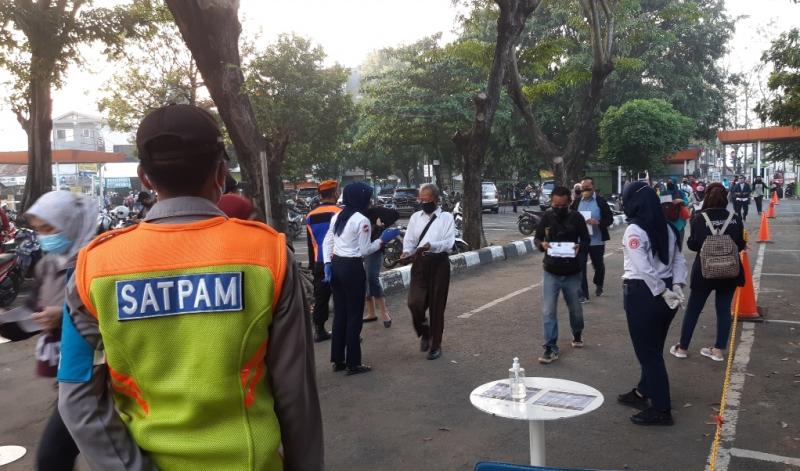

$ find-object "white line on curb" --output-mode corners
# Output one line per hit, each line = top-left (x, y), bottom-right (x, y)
(706, 243), (765, 470)
(763, 319), (800, 325)
(458, 282), (542, 319)
(760, 273), (800, 277)
(729, 448), (800, 466)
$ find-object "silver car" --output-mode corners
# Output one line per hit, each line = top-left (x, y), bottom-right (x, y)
(482, 182), (499, 213)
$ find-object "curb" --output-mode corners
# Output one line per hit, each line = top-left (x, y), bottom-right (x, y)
(379, 214), (627, 296)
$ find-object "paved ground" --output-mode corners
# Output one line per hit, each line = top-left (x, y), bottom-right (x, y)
(1, 201), (798, 470)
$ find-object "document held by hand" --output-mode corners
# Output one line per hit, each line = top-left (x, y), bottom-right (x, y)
(547, 242), (576, 258)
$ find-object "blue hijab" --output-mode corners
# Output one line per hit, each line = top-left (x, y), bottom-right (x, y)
(334, 182), (373, 236)
(622, 181), (672, 265)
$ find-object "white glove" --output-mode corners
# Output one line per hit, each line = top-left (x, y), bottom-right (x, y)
(661, 288), (681, 310)
(672, 284), (685, 306)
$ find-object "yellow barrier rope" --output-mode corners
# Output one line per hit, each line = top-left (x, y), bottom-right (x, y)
(707, 249), (745, 471)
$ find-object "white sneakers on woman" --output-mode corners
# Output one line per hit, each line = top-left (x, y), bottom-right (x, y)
(700, 347), (725, 362)
(669, 344), (688, 359)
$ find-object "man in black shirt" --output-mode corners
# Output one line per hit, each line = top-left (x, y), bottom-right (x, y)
(732, 175), (752, 221)
(533, 186), (591, 364)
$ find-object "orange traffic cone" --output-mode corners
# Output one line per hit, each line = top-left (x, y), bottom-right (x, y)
(772, 191), (780, 205)
(757, 212), (772, 243)
(732, 250), (763, 321)
(767, 201), (776, 218)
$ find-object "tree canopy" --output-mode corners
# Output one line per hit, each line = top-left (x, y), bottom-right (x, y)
(598, 98), (694, 173)
(756, 28), (800, 127)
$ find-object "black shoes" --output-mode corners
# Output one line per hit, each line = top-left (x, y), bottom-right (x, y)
(596, 286), (603, 297)
(427, 349), (441, 360)
(538, 348), (559, 364)
(314, 325), (331, 343)
(571, 333), (584, 348)
(630, 407), (674, 426)
(617, 388), (649, 410)
(332, 362), (346, 372)
(345, 365), (372, 376)
(420, 335), (430, 352)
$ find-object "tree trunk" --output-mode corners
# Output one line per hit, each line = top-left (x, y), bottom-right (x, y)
(266, 133), (290, 232)
(21, 73), (54, 212)
(166, 0), (270, 221)
(452, 0), (540, 249)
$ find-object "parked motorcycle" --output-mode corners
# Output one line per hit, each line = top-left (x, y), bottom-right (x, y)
(452, 201), (463, 231)
(382, 225), (406, 269)
(13, 227), (42, 279)
(517, 209), (543, 236)
(0, 250), (23, 307)
(285, 200), (304, 241)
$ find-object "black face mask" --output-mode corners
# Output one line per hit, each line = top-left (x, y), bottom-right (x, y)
(553, 206), (569, 218)
(422, 201), (437, 214)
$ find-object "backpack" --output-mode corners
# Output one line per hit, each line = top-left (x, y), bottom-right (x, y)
(699, 212), (740, 279)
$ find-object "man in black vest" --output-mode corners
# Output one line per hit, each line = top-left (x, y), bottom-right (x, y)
(732, 175), (752, 221)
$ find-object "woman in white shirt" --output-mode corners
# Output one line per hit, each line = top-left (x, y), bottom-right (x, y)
(618, 181), (687, 426)
(322, 182), (398, 375)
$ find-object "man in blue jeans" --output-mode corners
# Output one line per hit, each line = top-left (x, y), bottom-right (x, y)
(533, 186), (591, 364)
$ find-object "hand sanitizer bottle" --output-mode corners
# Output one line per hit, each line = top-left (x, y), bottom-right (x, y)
(509, 357), (526, 400)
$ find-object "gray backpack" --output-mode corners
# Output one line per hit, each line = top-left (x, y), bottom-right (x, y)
(699, 212), (739, 279)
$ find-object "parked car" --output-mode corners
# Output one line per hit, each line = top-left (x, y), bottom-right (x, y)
(387, 187), (420, 216)
(538, 180), (555, 210)
(377, 187), (395, 205)
(482, 182), (499, 213)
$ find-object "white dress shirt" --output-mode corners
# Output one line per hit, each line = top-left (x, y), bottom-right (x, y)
(402, 208), (456, 255)
(322, 212), (383, 263)
(622, 224), (688, 296)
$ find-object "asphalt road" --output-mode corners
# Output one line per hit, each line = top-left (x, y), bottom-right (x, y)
(1, 201), (798, 471)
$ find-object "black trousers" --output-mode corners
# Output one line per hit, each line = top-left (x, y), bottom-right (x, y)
(579, 244), (605, 298)
(734, 200), (749, 221)
(623, 278), (676, 411)
(37, 407), (79, 471)
(754, 196), (764, 215)
(330, 257), (366, 367)
(408, 253), (451, 352)
(312, 262), (331, 327)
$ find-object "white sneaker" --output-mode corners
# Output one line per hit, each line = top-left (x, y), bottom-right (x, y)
(669, 344), (688, 359)
(700, 347), (724, 362)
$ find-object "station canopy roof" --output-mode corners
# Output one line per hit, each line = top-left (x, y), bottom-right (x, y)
(717, 126), (800, 145)
(0, 149), (126, 164)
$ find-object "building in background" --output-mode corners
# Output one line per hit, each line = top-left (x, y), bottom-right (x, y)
(52, 112), (106, 152)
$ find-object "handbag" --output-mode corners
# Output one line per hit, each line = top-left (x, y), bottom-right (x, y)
(398, 214), (437, 265)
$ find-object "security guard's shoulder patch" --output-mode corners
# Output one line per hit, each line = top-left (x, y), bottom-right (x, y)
(116, 272), (243, 320)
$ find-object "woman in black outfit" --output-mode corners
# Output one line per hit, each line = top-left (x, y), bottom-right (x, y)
(670, 183), (746, 362)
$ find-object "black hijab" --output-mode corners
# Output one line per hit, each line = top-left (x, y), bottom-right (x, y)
(622, 181), (672, 265)
(334, 182), (373, 236)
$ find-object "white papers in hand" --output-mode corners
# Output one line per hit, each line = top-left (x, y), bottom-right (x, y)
(580, 210), (593, 236)
(547, 242), (576, 258)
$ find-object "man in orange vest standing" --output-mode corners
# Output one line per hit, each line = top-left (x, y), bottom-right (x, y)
(305, 181), (341, 342)
(57, 104), (323, 470)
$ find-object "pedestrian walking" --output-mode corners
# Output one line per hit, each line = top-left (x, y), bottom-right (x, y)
(322, 182), (399, 375)
(363, 204), (400, 327)
(402, 183), (456, 360)
(306, 180), (342, 342)
(570, 177), (613, 303)
(24, 191), (98, 471)
(752, 175), (767, 215)
(732, 176), (751, 221)
(617, 181), (687, 426)
(58, 104), (324, 470)
(533, 186), (590, 364)
(670, 183), (746, 362)
(524, 184), (533, 207)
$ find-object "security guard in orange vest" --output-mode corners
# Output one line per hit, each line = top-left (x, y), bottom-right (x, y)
(57, 104), (323, 470)
(305, 180), (341, 342)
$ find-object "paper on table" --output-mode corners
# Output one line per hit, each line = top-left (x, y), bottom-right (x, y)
(580, 210), (593, 236)
(547, 242), (576, 258)
(479, 382), (542, 402)
(533, 390), (597, 411)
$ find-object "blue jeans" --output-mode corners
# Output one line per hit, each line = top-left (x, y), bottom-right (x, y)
(679, 285), (735, 350)
(364, 250), (385, 298)
(541, 271), (584, 353)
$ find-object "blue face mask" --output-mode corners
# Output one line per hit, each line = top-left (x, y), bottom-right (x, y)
(39, 232), (73, 254)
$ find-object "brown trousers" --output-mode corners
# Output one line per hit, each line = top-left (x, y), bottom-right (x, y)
(407, 252), (451, 351)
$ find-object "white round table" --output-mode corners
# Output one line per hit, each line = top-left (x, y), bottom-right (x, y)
(470, 377), (604, 466)
(0, 445), (27, 466)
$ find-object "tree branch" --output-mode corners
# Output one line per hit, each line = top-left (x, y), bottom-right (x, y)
(505, 53), (559, 157)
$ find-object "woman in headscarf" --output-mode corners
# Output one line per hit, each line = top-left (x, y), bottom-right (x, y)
(25, 190), (98, 470)
(617, 181), (687, 426)
(321, 182), (399, 375)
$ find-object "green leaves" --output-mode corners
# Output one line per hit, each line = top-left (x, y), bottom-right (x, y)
(599, 98), (694, 173)
(756, 28), (800, 127)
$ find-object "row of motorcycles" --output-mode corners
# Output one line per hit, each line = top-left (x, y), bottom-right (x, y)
(516, 193), (623, 236)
